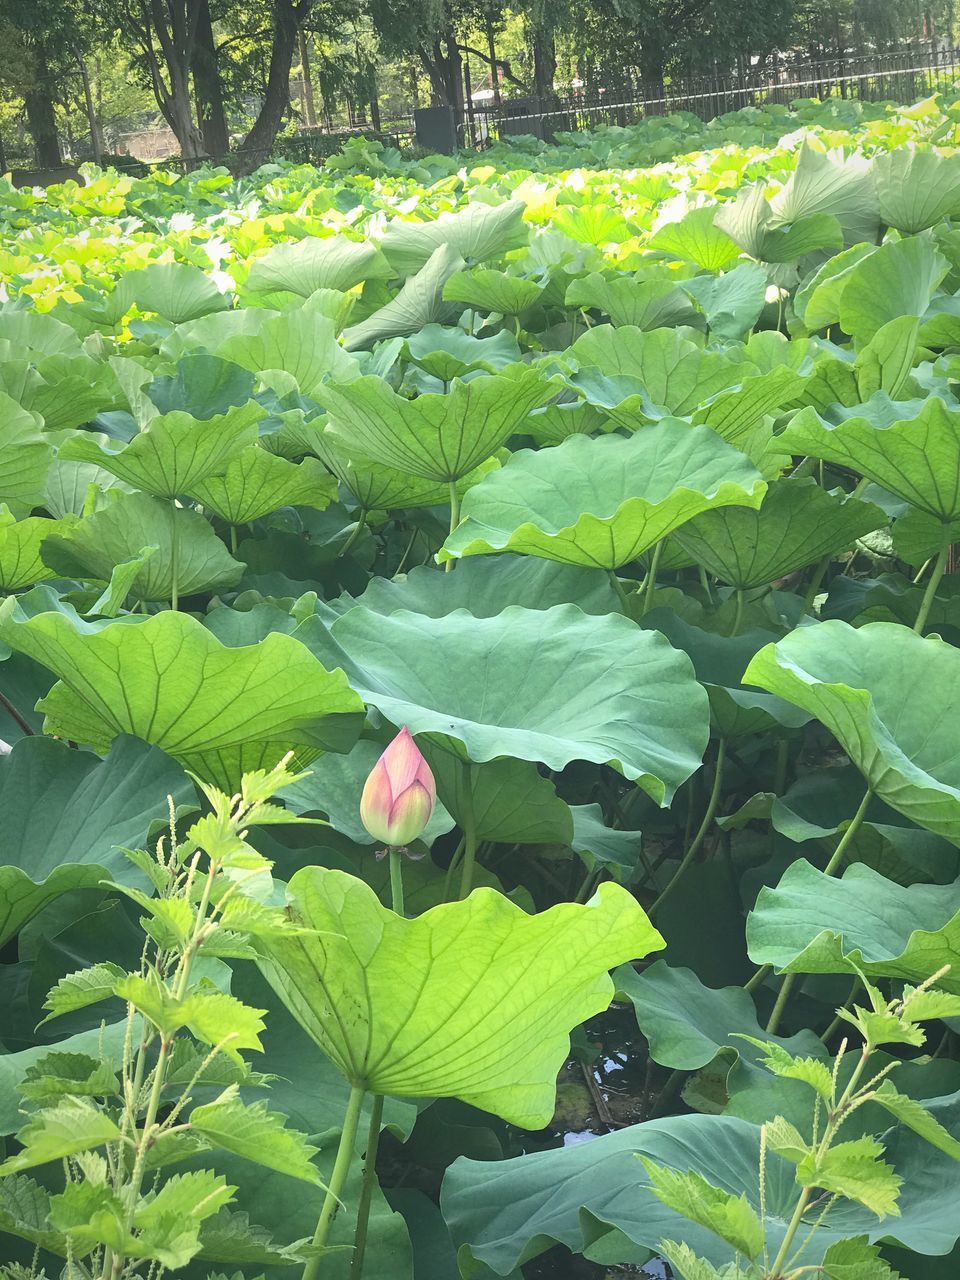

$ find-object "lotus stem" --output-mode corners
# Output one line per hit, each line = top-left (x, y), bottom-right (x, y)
(458, 765), (479, 898)
(913, 527), (951, 633)
(304, 1084), (366, 1280)
(766, 788), (873, 1033)
(446, 480), (460, 573)
(731, 588), (745, 636)
(349, 1094), (385, 1280)
(340, 510), (368, 558)
(650, 739), (726, 918)
(229, 524), (238, 555)
(608, 569), (631, 612)
(388, 848), (405, 917)
(642, 541), (663, 614)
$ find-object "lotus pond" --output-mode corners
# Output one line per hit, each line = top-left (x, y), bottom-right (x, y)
(3, 90), (960, 1280)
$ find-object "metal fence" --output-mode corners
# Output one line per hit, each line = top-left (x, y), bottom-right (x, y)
(463, 44), (960, 147)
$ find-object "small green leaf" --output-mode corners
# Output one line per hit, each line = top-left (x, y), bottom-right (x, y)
(638, 1157), (764, 1260)
(870, 1080), (960, 1160)
(18, 1052), (119, 1101)
(797, 1137), (902, 1218)
(42, 963), (126, 1024)
(0, 1100), (121, 1175)
(190, 1099), (323, 1185)
(821, 1235), (903, 1280)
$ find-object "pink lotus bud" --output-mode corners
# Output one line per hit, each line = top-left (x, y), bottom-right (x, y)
(360, 726), (436, 847)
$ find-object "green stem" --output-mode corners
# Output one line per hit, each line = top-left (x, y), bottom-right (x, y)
(769, 1187), (813, 1278)
(445, 480), (460, 573)
(731, 587), (745, 636)
(642, 541), (663, 615)
(339, 510), (368, 559)
(608, 569), (631, 612)
(744, 963), (771, 994)
(766, 789), (873, 1033)
(349, 1094), (385, 1280)
(458, 765), (479, 899)
(304, 1084), (366, 1280)
(802, 554), (831, 615)
(170, 508), (179, 612)
(823, 788), (873, 877)
(229, 524), (238, 556)
(650, 740), (726, 918)
(388, 849), (405, 917)
(442, 836), (465, 903)
(913, 526), (951, 633)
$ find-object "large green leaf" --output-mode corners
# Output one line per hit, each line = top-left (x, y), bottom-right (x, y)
(646, 206), (741, 272)
(320, 366), (554, 483)
(781, 397), (960, 521)
(440, 422), (765, 569)
(747, 859), (960, 991)
(0, 353), (119, 432)
(217, 311), (359, 398)
(837, 234), (949, 341)
(245, 235), (390, 296)
(0, 512), (63, 590)
(615, 960), (825, 1083)
(443, 268), (544, 315)
(297, 604), (709, 803)
(0, 734), (191, 946)
(744, 621), (960, 842)
(123, 261), (230, 323)
(0, 603), (365, 787)
(768, 143), (880, 246)
(569, 325), (739, 415)
(41, 491), (243, 603)
(58, 402), (262, 499)
(0, 396), (52, 512)
(874, 146), (960, 234)
(313, 430), (495, 511)
(441, 1112), (884, 1275)
(323, 558), (619, 619)
(342, 244), (465, 351)
(185, 448), (337, 524)
(379, 200), (528, 276)
(566, 274), (699, 330)
(681, 263), (767, 340)
(256, 868), (661, 1126)
(640, 611), (811, 738)
(673, 478), (888, 588)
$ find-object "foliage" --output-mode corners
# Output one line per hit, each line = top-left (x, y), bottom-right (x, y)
(4, 86), (960, 1280)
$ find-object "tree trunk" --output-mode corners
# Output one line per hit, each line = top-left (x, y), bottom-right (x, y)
(486, 19), (501, 107)
(299, 26), (317, 127)
(192, 0), (229, 156)
(242, 0), (312, 161)
(532, 26), (556, 101)
(24, 80), (62, 168)
(76, 52), (103, 164)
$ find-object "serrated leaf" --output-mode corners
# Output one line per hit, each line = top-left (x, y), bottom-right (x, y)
(190, 1099), (323, 1185)
(870, 1080), (960, 1160)
(797, 1137), (902, 1217)
(0, 1100), (121, 1175)
(18, 1052), (119, 1101)
(42, 963), (127, 1023)
(638, 1158), (764, 1260)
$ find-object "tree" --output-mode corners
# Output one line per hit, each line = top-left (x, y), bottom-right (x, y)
(240, 0), (316, 158)
(0, 0), (93, 167)
(110, 0), (204, 157)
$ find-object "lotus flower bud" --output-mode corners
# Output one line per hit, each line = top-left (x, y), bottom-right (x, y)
(360, 726), (436, 847)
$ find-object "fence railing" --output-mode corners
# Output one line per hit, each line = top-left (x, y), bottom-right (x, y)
(463, 43), (960, 146)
